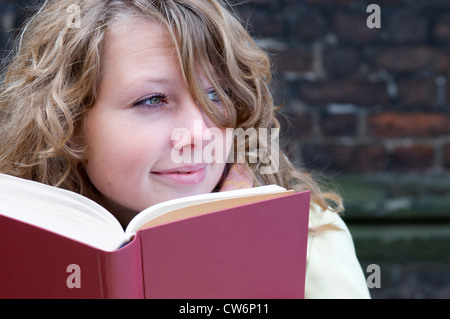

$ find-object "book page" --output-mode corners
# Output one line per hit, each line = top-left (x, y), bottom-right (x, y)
(0, 173), (126, 251)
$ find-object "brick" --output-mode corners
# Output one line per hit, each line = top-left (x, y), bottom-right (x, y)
(289, 8), (327, 41)
(301, 143), (388, 173)
(367, 46), (450, 74)
(353, 144), (389, 172)
(368, 112), (450, 138)
(237, 8), (286, 38)
(323, 46), (361, 77)
(443, 144), (450, 169)
(434, 12), (450, 43)
(356, 0), (404, 4)
(271, 46), (313, 73)
(445, 79), (450, 105)
(0, 1), (40, 32)
(299, 79), (390, 107)
(305, 0), (354, 5)
(301, 144), (355, 172)
(434, 51), (450, 74)
(386, 11), (428, 44)
(277, 109), (313, 140)
(320, 113), (358, 137)
(269, 76), (289, 106)
(0, 5), (16, 32)
(333, 10), (381, 43)
(397, 78), (437, 108)
(392, 144), (435, 172)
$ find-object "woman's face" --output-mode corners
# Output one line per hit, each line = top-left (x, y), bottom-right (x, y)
(83, 18), (231, 225)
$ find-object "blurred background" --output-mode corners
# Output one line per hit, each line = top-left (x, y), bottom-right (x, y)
(1, 0), (449, 298)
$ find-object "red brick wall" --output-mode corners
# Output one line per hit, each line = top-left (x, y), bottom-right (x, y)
(232, 0), (450, 176)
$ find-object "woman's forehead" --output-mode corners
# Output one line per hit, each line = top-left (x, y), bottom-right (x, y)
(101, 19), (174, 70)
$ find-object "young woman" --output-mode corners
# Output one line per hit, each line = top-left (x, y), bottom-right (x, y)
(0, 0), (370, 298)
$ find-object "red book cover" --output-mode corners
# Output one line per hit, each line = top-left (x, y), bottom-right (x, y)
(0, 214), (143, 298)
(0, 190), (309, 298)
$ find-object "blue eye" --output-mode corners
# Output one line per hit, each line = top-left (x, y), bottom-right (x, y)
(134, 94), (168, 109)
(207, 90), (221, 103)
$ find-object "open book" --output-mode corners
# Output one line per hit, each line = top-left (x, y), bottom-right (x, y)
(0, 173), (310, 299)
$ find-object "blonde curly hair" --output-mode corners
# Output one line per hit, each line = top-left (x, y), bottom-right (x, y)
(0, 0), (343, 232)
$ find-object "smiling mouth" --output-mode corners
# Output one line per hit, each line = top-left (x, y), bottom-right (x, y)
(151, 165), (208, 184)
(154, 171), (197, 175)
(152, 164), (207, 174)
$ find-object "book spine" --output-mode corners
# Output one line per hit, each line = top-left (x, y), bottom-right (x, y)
(96, 233), (144, 299)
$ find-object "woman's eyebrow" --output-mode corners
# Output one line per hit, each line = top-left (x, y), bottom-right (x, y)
(133, 77), (174, 86)
(120, 77), (175, 102)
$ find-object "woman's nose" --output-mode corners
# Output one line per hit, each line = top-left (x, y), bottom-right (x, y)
(170, 96), (210, 163)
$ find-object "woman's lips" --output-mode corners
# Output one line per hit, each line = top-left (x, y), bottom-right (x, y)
(151, 164), (207, 185)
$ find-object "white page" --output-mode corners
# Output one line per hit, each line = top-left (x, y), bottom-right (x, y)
(0, 173), (125, 251)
